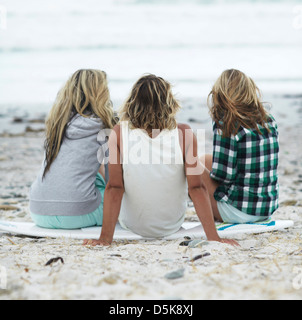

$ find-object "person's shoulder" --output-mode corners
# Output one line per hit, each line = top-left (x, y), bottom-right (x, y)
(112, 124), (121, 134)
(266, 113), (278, 130)
(108, 124), (121, 146)
(177, 123), (195, 150)
(177, 123), (192, 132)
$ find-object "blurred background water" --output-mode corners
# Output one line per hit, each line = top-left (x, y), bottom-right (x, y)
(0, 0), (301, 132)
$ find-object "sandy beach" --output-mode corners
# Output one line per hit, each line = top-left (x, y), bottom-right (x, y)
(1, 0), (301, 303)
(0, 96), (302, 300)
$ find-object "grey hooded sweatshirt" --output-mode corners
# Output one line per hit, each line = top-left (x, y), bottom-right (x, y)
(30, 114), (108, 216)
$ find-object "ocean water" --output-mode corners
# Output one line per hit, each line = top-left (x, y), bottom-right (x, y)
(0, 0), (302, 118)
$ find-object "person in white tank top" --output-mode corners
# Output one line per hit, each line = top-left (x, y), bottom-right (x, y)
(118, 121), (187, 238)
(83, 75), (239, 247)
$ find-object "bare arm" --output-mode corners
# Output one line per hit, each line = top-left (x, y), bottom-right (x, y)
(179, 124), (239, 246)
(83, 125), (124, 246)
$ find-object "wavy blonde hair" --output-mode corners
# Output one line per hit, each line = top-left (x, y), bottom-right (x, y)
(43, 69), (116, 178)
(208, 69), (270, 138)
(120, 74), (181, 131)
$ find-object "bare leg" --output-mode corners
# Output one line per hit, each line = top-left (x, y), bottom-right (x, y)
(200, 154), (223, 222)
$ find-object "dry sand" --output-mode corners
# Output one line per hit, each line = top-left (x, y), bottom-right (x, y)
(0, 101), (302, 300)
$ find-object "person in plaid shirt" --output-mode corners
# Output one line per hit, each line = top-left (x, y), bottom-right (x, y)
(201, 69), (279, 224)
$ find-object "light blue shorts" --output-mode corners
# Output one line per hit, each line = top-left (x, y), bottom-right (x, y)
(31, 173), (106, 229)
(217, 201), (268, 224)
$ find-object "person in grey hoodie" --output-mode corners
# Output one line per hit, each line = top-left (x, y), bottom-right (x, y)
(29, 69), (116, 229)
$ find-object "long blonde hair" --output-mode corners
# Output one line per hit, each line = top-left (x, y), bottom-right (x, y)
(43, 69), (116, 178)
(208, 69), (270, 137)
(120, 74), (181, 131)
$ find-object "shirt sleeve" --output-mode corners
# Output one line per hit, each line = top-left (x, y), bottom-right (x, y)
(210, 127), (238, 185)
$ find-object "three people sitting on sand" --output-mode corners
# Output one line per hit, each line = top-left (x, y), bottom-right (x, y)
(29, 69), (279, 247)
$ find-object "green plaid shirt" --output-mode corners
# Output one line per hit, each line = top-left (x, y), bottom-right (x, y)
(210, 115), (279, 217)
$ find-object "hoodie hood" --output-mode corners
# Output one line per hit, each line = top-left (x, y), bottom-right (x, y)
(65, 114), (105, 140)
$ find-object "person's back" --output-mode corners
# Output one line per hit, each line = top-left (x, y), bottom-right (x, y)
(30, 114), (106, 216)
(212, 117), (279, 217)
(29, 69), (116, 229)
(119, 121), (187, 238)
(205, 69), (279, 224)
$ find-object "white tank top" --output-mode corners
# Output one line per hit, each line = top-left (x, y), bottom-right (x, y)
(119, 121), (187, 238)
